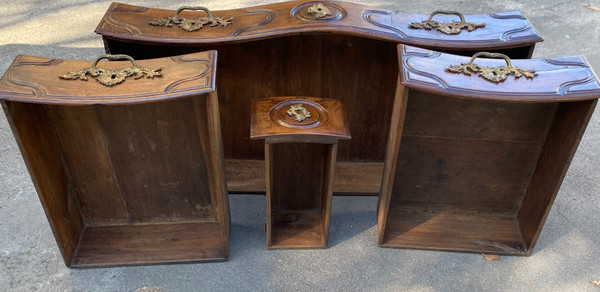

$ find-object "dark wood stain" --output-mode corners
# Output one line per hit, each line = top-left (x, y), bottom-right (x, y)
(378, 45), (600, 255)
(252, 96), (349, 249)
(0, 51), (230, 267)
(97, 1), (541, 194)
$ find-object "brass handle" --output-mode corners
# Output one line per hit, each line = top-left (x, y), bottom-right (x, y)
(173, 6), (215, 19)
(410, 11), (484, 34)
(446, 52), (536, 83)
(59, 54), (161, 87)
(466, 52), (513, 68)
(149, 6), (233, 31)
(91, 54), (139, 69)
(426, 10), (466, 23)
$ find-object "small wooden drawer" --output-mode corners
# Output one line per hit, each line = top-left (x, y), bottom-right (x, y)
(251, 97), (350, 249)
(94, 1), (542, 196)
(378, 45), (600, 255)
(0, 51), (230, 267)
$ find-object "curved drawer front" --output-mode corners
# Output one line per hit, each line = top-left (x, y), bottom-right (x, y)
(95, 1), (542, 50)
(400, 45), (600, 102)
(0, 51), (216, 105)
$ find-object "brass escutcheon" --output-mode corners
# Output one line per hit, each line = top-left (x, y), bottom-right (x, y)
(306, 3), (332, 18)
(59, 54), (162, 87)
(149, 6), (233, 32)
(446, 52), (537, 83)
(287, 104), (312, 122)
(410, 11), (485, 34)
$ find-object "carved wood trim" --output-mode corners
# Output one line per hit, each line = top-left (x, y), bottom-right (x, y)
(0, 52), (217, 105)
(400, 45), (600, 102)
(95, 1), (543, 50)
(232, 8), (278, 36)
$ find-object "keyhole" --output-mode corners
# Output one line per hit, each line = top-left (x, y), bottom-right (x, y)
(317, 7), (322, 11)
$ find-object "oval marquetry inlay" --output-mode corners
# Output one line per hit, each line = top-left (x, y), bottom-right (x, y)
(270, 99), (329, 129)
(291, 1), (347, 22)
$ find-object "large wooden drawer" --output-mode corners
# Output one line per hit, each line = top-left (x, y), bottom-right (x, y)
(95, 1), (543, 194)
(0, 51), (230, 267)
(377, 45), (600, 255)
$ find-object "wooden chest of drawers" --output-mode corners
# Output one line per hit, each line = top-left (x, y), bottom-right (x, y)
(377, 45), (600, 255)
(0, 51), (230, 267)
(95, 1), (543, 195)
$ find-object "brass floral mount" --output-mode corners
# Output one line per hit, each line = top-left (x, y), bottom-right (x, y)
(446, 52), (537, 83)
(149, 6), (233, 32)
(287, 104), (312, 122)
(307, 3), (332, 19)
(410, 11), (485, 34)
(59, 54), (162, 87)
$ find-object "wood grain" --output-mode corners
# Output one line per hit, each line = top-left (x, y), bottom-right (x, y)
(389, 92), (558, 215)
(381, 210), (526, 254)
(96, 1), (542, 51)
(270, 143), (326, 211)
(266, 143), (329, 249)
(72, 222), (225, 268)
(264, 143), (339, 249)
(224, 159), (383, 194)
(46, 106), (129, 224)
(1, 101), (84, 265)
(0, 52), (216, 105)
(378, 46), (600, 255)
(253, 96), (347, 249)
(94, 98), (215, 223)
(251, 96), (351, 143)
(518, 99), (598, 253)
(270, 210), (325, 249)
(98, 1), (542, 193)
(400, 45), (600, 102)
(0, 52), (230, 266)
(198, 90), (231, 258)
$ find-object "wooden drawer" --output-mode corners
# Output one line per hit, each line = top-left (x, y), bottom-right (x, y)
(251, 96), (350, 249)
(95, 1), (543, 195)
(377, 45), (600, 255)
(0, 51), (230, 267)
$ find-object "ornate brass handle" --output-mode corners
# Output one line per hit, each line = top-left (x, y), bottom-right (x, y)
(91, 54), (139, 69)
(173, 6), (215, 20)
(59, 54), (162, 87)
(149, 6), (233, 32)
(410, 10), (485, 34)
(426, 11), (466, 23)
(446, 52), (537, 83)
(466, 52), (513, 67)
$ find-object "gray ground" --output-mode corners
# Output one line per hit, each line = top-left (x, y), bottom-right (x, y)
(1, 0), (599, 291)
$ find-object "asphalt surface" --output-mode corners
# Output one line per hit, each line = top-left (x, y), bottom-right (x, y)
(0, 0), (599, 291)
